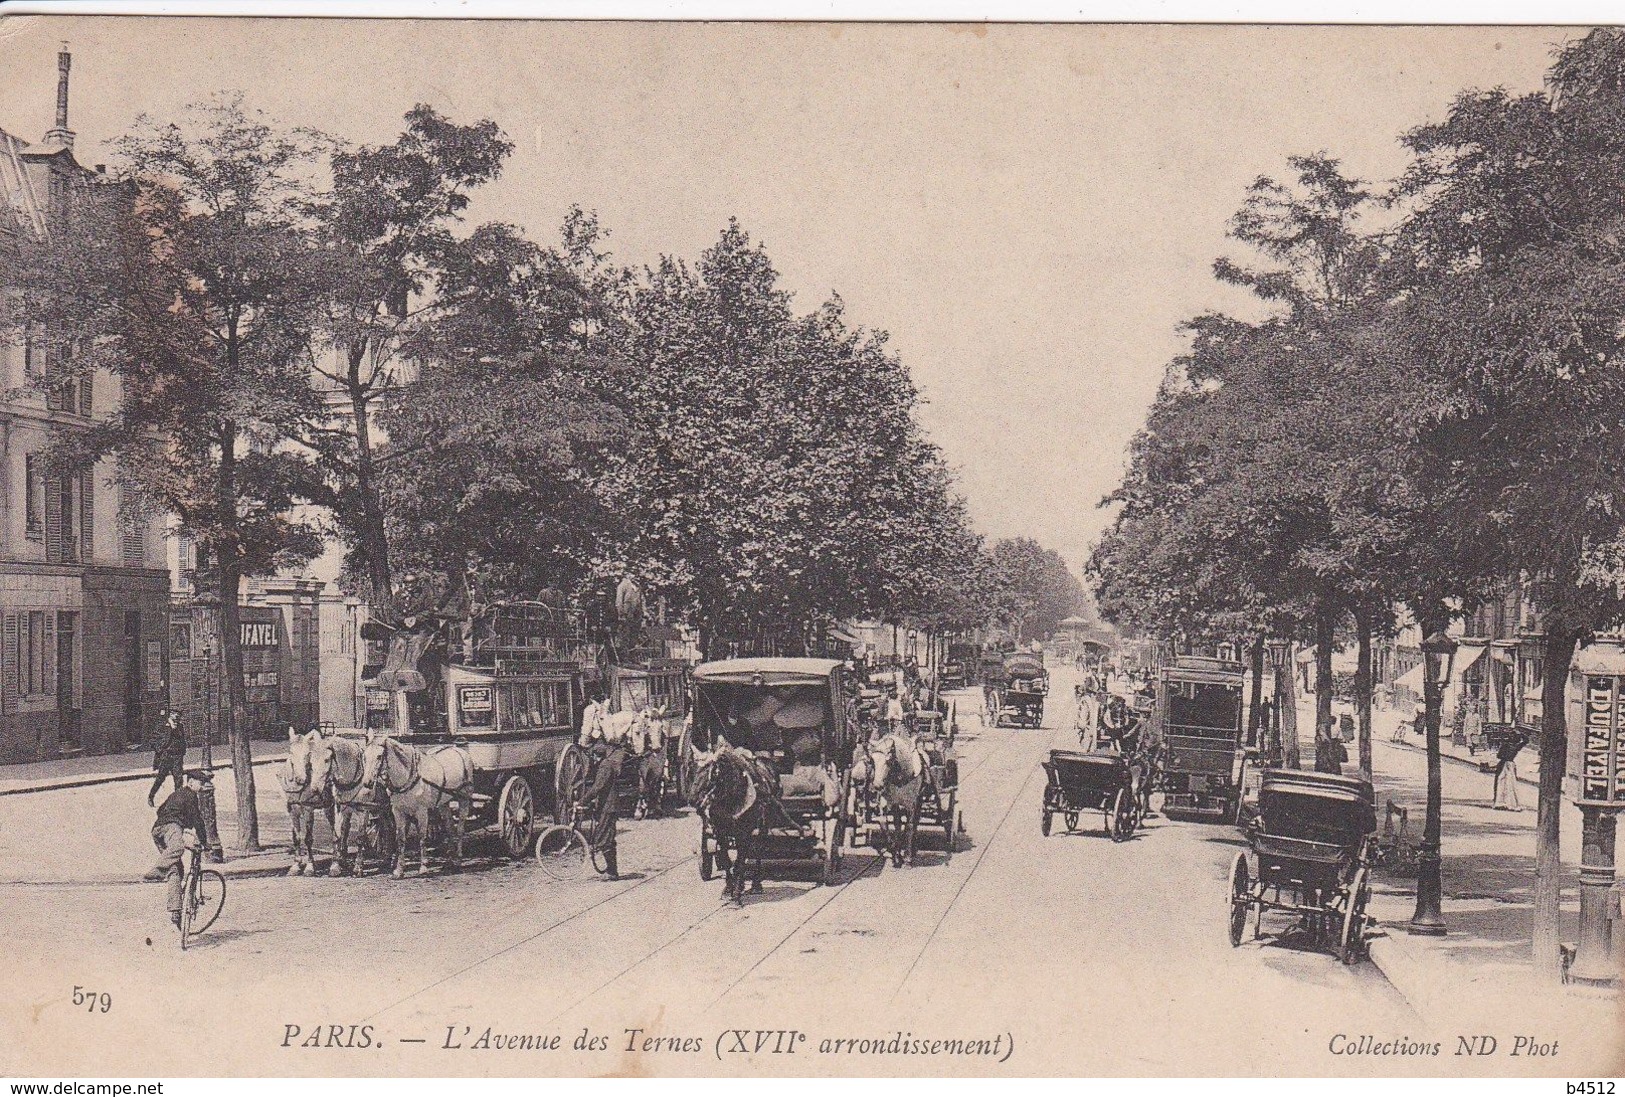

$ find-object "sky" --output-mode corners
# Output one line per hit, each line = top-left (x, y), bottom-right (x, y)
(0, 17), (1572, 578)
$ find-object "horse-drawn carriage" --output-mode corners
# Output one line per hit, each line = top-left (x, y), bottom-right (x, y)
(684, 658), (855, 896)
(851, 703), (960, 865)
(1041, 749), (1139, 840)
(1227, 769), (1378, 963)
(995, 652), (1049, 728)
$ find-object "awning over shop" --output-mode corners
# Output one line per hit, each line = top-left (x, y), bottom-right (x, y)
(826, 621), (864, 645)
(1395, 663), (1426, 693)
(1451, 642), (1488, 681)
(1330, 649), (1358, 673)
(1523, 683), (1545, 702)
(1573, 642), (1625, 677)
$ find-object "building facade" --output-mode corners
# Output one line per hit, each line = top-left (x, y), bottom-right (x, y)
(0, 50), (170, 765)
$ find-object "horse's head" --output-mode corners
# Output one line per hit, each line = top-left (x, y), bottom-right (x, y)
(283, 727), (317, 794)
(691, 748), (757, 826)
(361, 732), (390, 792)
(867, 733), (899, 789)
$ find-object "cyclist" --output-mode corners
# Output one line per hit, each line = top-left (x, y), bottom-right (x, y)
(144, 769), (208, 930)
(582, 734), (625, 880)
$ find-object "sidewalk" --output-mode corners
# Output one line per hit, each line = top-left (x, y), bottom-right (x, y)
(0, 739), (288, 796)
(1290, 698), (1619, 1039)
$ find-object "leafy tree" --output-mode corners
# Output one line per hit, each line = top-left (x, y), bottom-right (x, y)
(988, 537), (1086, 642)
(0, 95), (328, 848)
(1386, 27), (1625, 974)
(302, 105), (514, 615)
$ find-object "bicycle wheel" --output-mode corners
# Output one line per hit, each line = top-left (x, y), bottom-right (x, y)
(191, 870), (227, 936)
(533, 824), (591, 882)
(179, 873), (194, 951)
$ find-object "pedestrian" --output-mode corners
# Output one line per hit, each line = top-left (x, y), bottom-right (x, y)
(1492, 728), (1529, 811)
(147, 708), (187, 807)
(884, 687), (906, 736)
(143, 769), (208, 930)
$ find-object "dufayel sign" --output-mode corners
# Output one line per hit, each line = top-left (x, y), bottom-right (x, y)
(1578, 675), (1625, 806)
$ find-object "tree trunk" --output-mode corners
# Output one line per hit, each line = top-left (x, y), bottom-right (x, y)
(1279, 642), (1301, 769)
(1248, 633), (1266, 749)
(1314, 603), (1339, 774)
(1533, 625), (1579, 980)
(216, 418), (257, 851)
(348, 349), (392, 617)
(1355, 607), (1373, 782)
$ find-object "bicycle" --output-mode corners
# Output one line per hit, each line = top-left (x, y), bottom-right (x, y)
(177, 841), (226, 950)
(533, 800), (615, 882)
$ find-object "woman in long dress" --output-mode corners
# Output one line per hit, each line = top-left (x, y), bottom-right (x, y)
(1492, 729), (1528, 811)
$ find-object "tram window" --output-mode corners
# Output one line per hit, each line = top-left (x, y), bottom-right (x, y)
(540, 681), (568, 727)
(524, 683), (543, 728)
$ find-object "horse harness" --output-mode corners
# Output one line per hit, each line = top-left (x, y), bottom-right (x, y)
(377, 740), (464, 798)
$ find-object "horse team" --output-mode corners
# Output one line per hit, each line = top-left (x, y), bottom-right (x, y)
(279, 728), (472, 879)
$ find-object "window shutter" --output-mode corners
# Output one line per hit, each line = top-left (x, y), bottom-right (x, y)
(120, 487), (144, 567)
(78, 375), (92, 417)
(43, 475), (63, 563)
(42, 612), (56, 705)
(79, 471), (93, 563)
(2, 614), (16, 715)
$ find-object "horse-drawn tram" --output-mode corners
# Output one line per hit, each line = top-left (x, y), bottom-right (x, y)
(364, 602), (595, 860)
(1227, 769), (1378, 963)
(1154, 656), (1245, 822)
(684, 658), (854, 893)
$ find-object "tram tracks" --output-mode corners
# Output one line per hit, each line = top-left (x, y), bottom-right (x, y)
(368, 702), (1043, 1027)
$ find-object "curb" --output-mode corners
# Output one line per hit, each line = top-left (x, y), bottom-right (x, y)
(2, 852), (296, 887)
(0, 752), (288, 798)
(1365, 930), (1440, 1019)
(1386, 738), (1539, 789)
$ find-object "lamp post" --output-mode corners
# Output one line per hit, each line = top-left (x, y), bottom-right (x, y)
(1410, 628), (1457, 936)
(1267, 639), (1291, 766)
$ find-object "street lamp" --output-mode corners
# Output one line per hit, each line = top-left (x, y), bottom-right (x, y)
(1410, 628), (1457, 936)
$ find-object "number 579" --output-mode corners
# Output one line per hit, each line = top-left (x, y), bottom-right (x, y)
(72, 987), (111, 1013)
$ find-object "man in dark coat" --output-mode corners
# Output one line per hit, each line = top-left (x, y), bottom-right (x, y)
(147, 709), (187, 807)
(584, 735), (625, 880)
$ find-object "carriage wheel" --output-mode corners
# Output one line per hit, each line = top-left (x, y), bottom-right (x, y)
(498, 775), (537, 860)
(942, 789), (956, 859)
(1041, 809), (1053, 837)
(1252, 892), (1264, 940)
(699, 820), (715, 881)
(555, 745), (589, 826)
(1064, 811), (1079, 833)
(1228, 852), (1251, 947)
(1339, 866), (1372, 964)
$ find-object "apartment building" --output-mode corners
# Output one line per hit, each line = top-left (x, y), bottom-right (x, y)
(0, 48), (170, 764)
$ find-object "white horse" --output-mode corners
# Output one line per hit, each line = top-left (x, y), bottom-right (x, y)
(279, 728), (327, 877)
(361, 734), (474, 878)
(863, 731), (931, 867)
(312, 730), (391, 877)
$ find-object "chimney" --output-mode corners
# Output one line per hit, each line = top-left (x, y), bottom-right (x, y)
(43, 43), (75, 151)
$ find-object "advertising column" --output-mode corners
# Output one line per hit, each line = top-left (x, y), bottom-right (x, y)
(1569, 674), (1623, 988)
